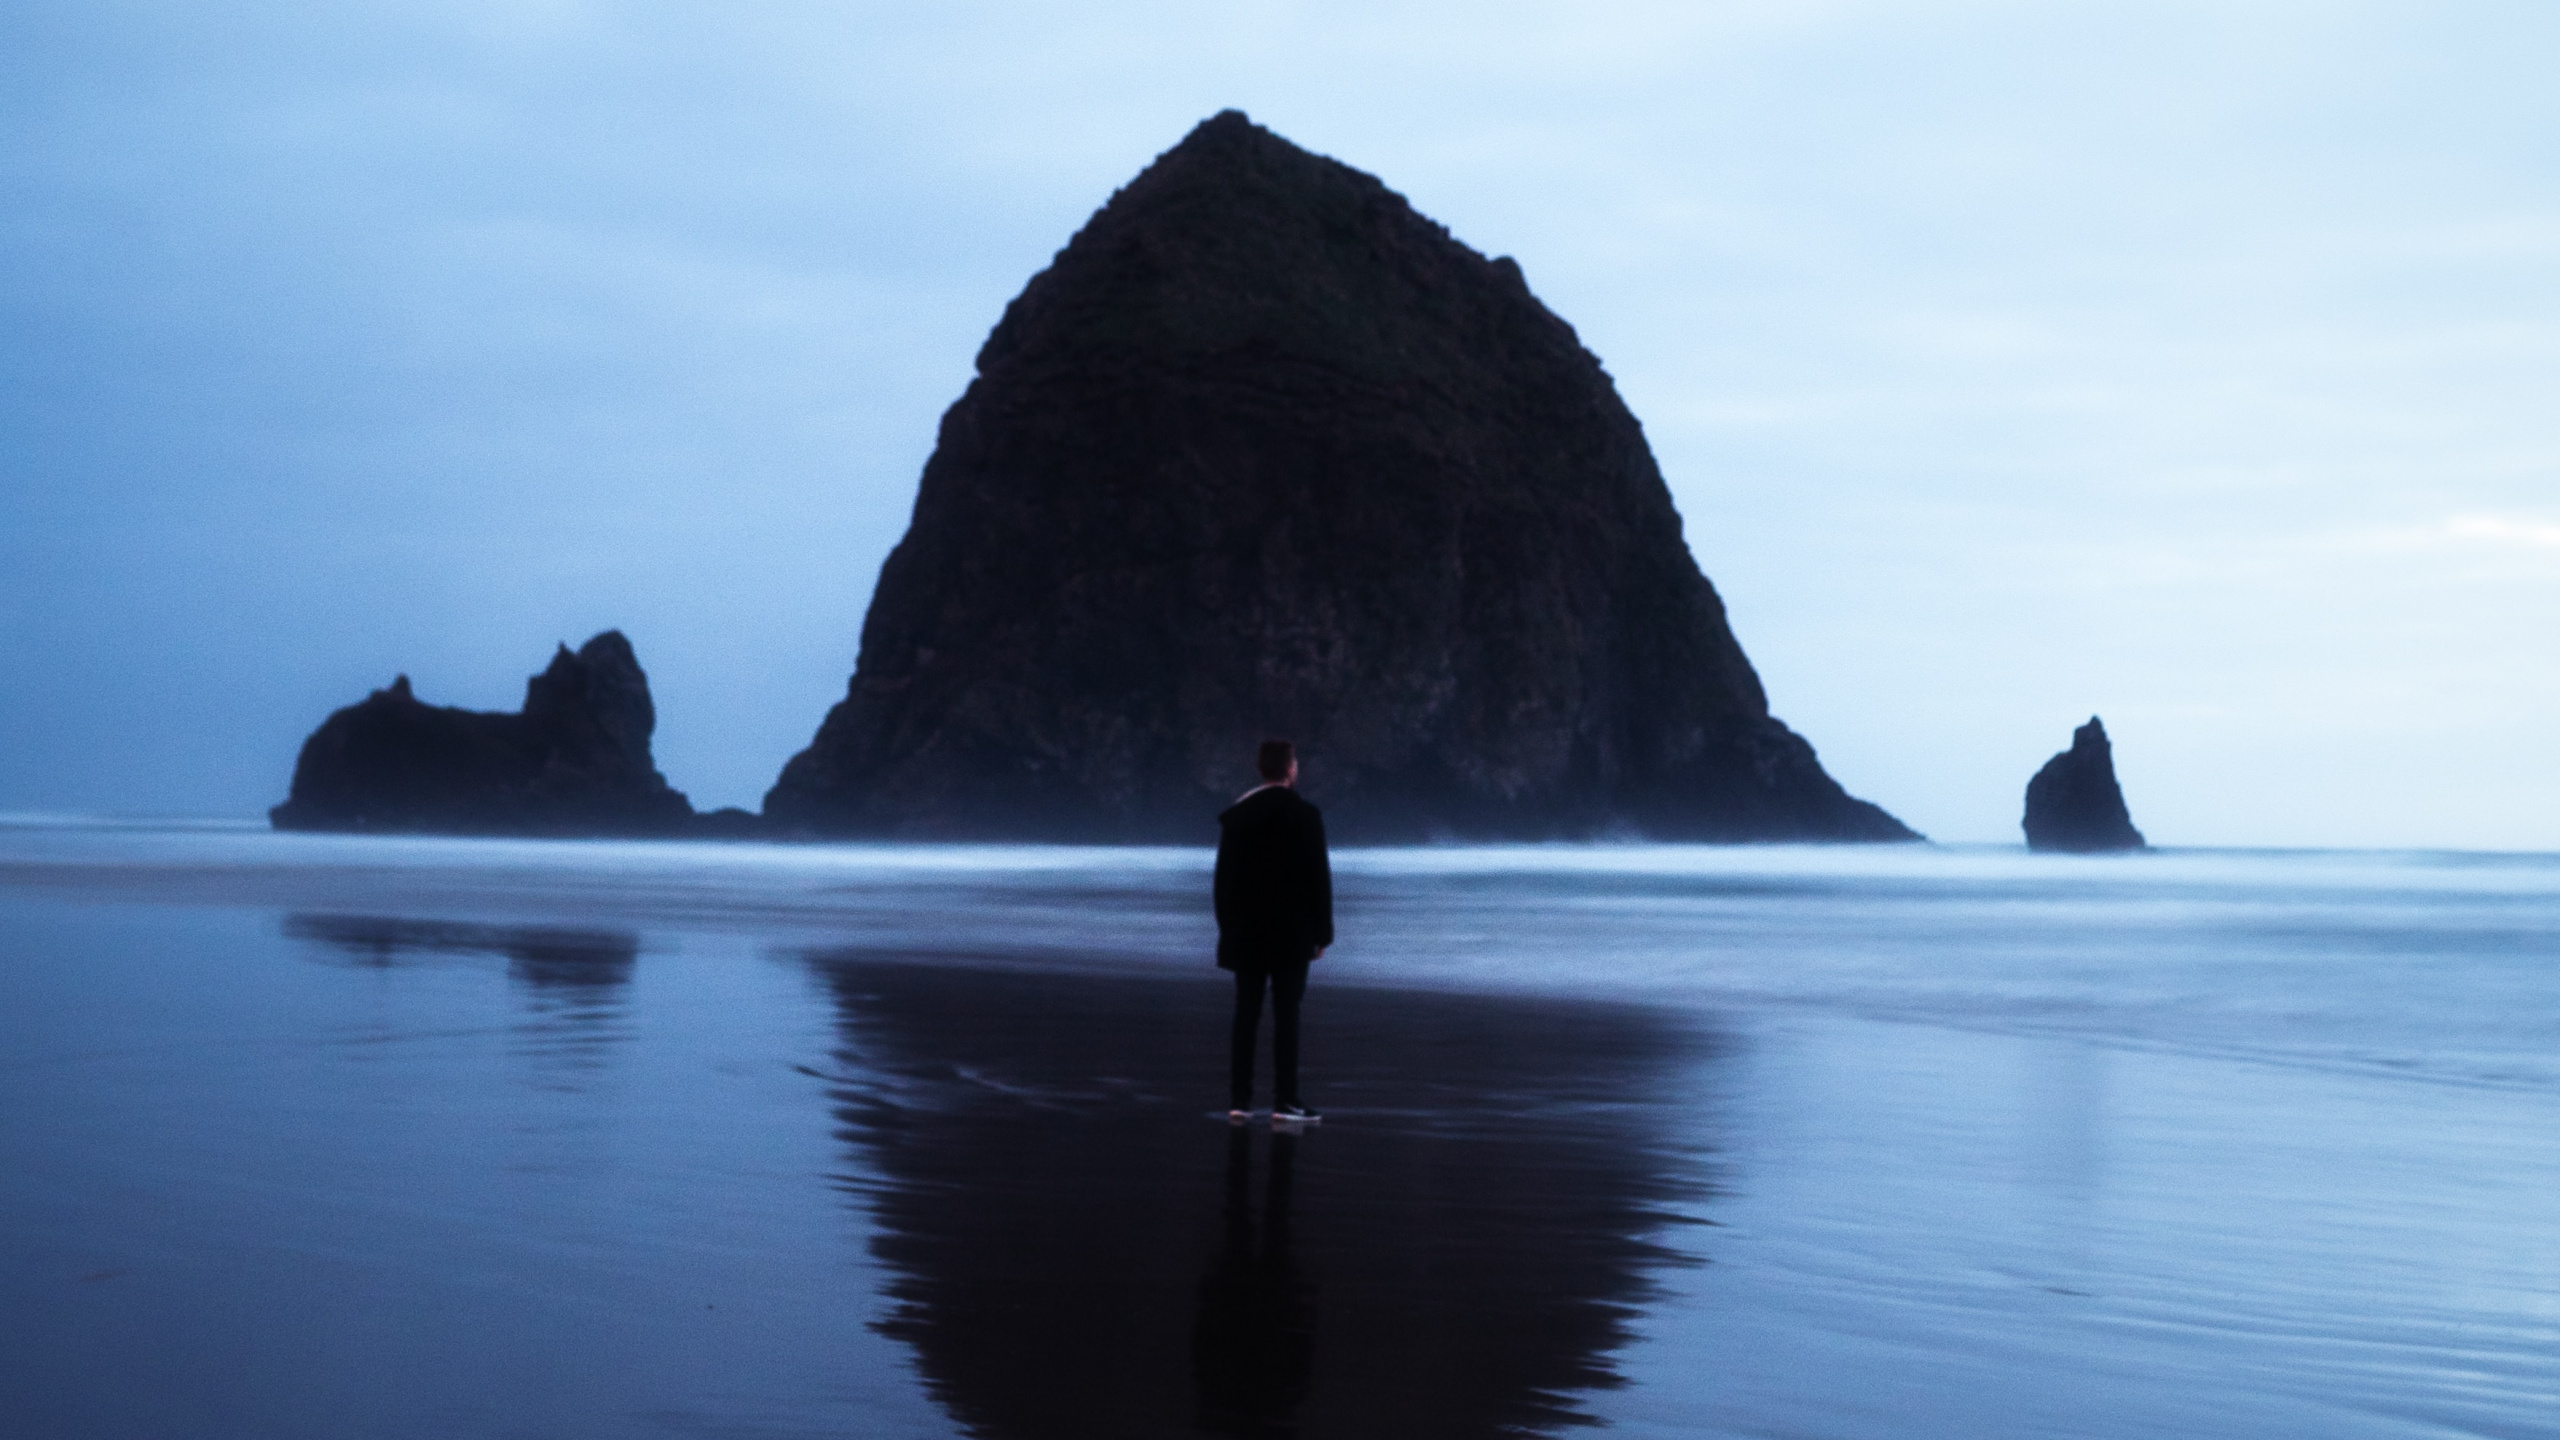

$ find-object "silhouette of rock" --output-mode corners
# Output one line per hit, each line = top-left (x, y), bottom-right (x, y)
(765, 110), (1913, 843)
(269, 631), (695, 836)
(2023, 716), (2145, 852)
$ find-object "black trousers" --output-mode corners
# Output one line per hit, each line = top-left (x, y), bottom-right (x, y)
(1228, 959), (1311, 1110)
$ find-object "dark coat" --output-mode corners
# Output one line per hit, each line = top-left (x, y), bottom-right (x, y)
(1213, 786), (1334, 971)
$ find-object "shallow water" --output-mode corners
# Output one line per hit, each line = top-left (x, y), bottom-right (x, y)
(2, 821), (2554, 1437)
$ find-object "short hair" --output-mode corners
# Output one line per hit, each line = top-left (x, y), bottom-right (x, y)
(1256, 739), (1295, 781)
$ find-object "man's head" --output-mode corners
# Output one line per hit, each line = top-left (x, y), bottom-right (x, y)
(1256, 739), (1297, 786)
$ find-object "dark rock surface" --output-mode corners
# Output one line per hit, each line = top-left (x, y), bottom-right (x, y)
(270, 631), (696, 836)
(766, 110), (1913, 843)
(2022, 717), (2145, 852)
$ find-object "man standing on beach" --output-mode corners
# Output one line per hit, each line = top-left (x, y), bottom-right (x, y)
(1214, 739), (1333, 1125)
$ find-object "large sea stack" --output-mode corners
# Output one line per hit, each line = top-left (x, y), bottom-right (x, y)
(2022, 717), (2146, 853)
(767, 111), (1913, 843)
(271, 631), (694, 836)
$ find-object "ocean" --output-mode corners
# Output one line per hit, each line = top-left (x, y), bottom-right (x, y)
(2, 819), (2553, 1438)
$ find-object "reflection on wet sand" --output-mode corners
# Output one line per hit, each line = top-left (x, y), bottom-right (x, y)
(284, 913), (637, 1067)
(809, 955), (1713, 1439)
(284, 913), (637, 983)
(1196, 1125), (1313, 1434)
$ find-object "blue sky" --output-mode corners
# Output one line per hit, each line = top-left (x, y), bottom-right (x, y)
(5, 1), (2555, 847)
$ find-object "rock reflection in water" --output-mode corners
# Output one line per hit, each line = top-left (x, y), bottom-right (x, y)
(284, 913), (638, 984)
(809, 955), (1711, 1439)
(283, 913), (637, 1066)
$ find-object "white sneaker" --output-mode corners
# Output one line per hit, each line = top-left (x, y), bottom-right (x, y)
(1272, 1104), (1321, 1125)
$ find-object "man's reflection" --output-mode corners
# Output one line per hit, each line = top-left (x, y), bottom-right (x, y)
(1193, 1127), (1313, 1434)
(808, 954), (1713, 1440)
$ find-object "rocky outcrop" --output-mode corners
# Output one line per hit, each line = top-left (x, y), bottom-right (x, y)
(766, 110), (1914, 844)
(2023, 717), (2145, 852)
(270, 631), (696, 836)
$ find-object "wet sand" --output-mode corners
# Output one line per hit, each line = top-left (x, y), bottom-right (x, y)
(2, 828), (2555, 1437)
(812, 952), (1707, 1438)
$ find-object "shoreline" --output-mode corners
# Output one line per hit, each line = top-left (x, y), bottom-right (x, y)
(1, 838), (2554, 1436)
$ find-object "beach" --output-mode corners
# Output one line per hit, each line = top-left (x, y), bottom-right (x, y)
(2, 822), (2554, 1437)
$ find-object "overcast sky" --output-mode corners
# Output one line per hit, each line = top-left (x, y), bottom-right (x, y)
(5, 0), (2555, 847)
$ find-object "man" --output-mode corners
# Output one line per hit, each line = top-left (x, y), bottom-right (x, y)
(1213, 739), (1333, 1125)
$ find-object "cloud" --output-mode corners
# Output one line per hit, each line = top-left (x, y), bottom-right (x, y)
(2324, 514), (2560, 555)
(2446, 514), (2560, 548)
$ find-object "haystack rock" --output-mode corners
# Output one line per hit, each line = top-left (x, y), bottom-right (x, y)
(271, 631), (695, 836)
(766, 110), (1915, 843)
(2022, 717), (2145, 852)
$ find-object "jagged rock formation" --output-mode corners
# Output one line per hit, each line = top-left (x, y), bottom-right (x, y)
(2023, 717), (2145, 852)
(270, 631), (696, 836)
(766, 110), (1914, 843)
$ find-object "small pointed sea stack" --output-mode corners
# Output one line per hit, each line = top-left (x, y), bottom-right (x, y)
(271, 631), (695, 836)
(766, 110), (1913, 843)
(2023, 717), (2145, 852)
